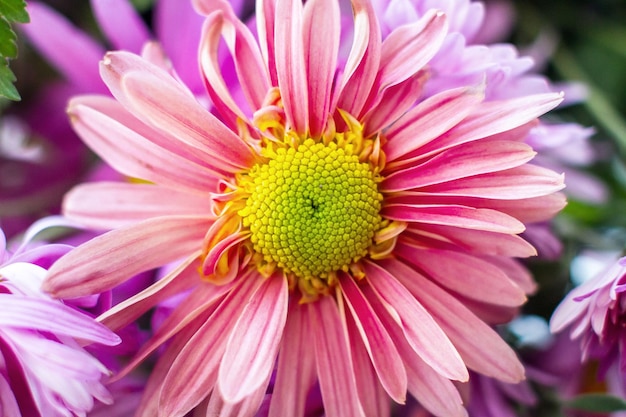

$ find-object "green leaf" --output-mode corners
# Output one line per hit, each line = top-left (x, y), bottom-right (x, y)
(0, 17), (17, 58)
(0, 61), (19, 101)
(565, 393), (626, 413)
(0, 0), (29, 24)
(0, 0), (29, 101)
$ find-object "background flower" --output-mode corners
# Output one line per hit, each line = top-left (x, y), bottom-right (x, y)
(0, 222), (121, 416)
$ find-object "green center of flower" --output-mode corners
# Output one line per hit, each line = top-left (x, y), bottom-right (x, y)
(239, 139), (382, 281)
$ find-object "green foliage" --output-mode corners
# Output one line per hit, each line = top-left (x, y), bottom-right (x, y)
(565, 393), (626, 413)
(0, 0), (29, 101)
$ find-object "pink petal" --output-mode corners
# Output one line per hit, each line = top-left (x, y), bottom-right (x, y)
(68, 97), (220, 193)
(382, 204), (525, 234)
(201, 231), (250, 278)
(385, 192), (567, 224)
(395, 243), (527, 307)
(217, 273), (288, 402)
(199, 6), (270, 125)
(303, 0), (340, 137)
(309, 296), (365, 417)
(109, 281), (230, 382)
(119, 70), (256, 173)
(383, 84), (484, 162)
(369, 10), (447, 106)
(480, 256), (537, 295)
(405, 223), (537, 258)
(416, 92), (564, 158)
(275, 0), (308, 134)
(135, 316), (207, 417)
(382, 258), (525, 383)
(70, 93), (223, 168)
(256, 0), (278, 84)
(22, 2), (106, 92)
(0, 294), (120, 345)
(476, 193), (567, 223)
(363, 284), (467, 417)
(98, 253), (202, 331)
(207, 374), (271, 417)
(159, 274), (262, 417)
(268, 303), (316, 417)
(339, 274), (407, 403)
(361, 72), (427, 137)
(90, 0), (150, 52)
(363, 260), (468, 381)
(382, 141), (536, 191)
(44, 216), (210, 298)
(415, 164), (565, 199)
(345, 313), (392, 417)
(335, 0), (381, 118)
(64, 182), (212, 230)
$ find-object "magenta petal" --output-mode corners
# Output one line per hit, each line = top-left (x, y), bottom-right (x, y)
(155, 0), (205, 93)
(0, 374), (21, 416)
(309, 296), (365, 417)
(90, 0), (150, 52)
(217, 273), (288, 402)
(45, 216), (210, 298)
(22, 2), (106, 92)
(0, 337), (39, 416)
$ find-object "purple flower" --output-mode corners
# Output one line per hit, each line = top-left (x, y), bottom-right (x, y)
(0, 224), (120, 416)
(551, 255), (626, 384)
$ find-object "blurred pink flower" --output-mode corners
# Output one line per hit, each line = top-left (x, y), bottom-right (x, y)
(43, 0), (566, 415)
(0, 224), (120, 417)
(1, 0), (211, 238)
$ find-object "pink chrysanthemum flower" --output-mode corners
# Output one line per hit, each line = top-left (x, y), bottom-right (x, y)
(45, 0), (565, 415)
(551, 256), (626, 387)
(0, 225), (120, 417)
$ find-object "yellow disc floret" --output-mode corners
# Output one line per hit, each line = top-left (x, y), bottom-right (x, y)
(239, 139), (382, 286)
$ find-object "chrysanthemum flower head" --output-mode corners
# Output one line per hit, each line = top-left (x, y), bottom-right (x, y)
(0, 225), (120, 417)
(551, 256), (626, 382)
(45, 0), (566, 415)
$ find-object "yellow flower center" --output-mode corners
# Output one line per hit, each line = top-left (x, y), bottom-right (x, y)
(239, 138), (382, 287)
